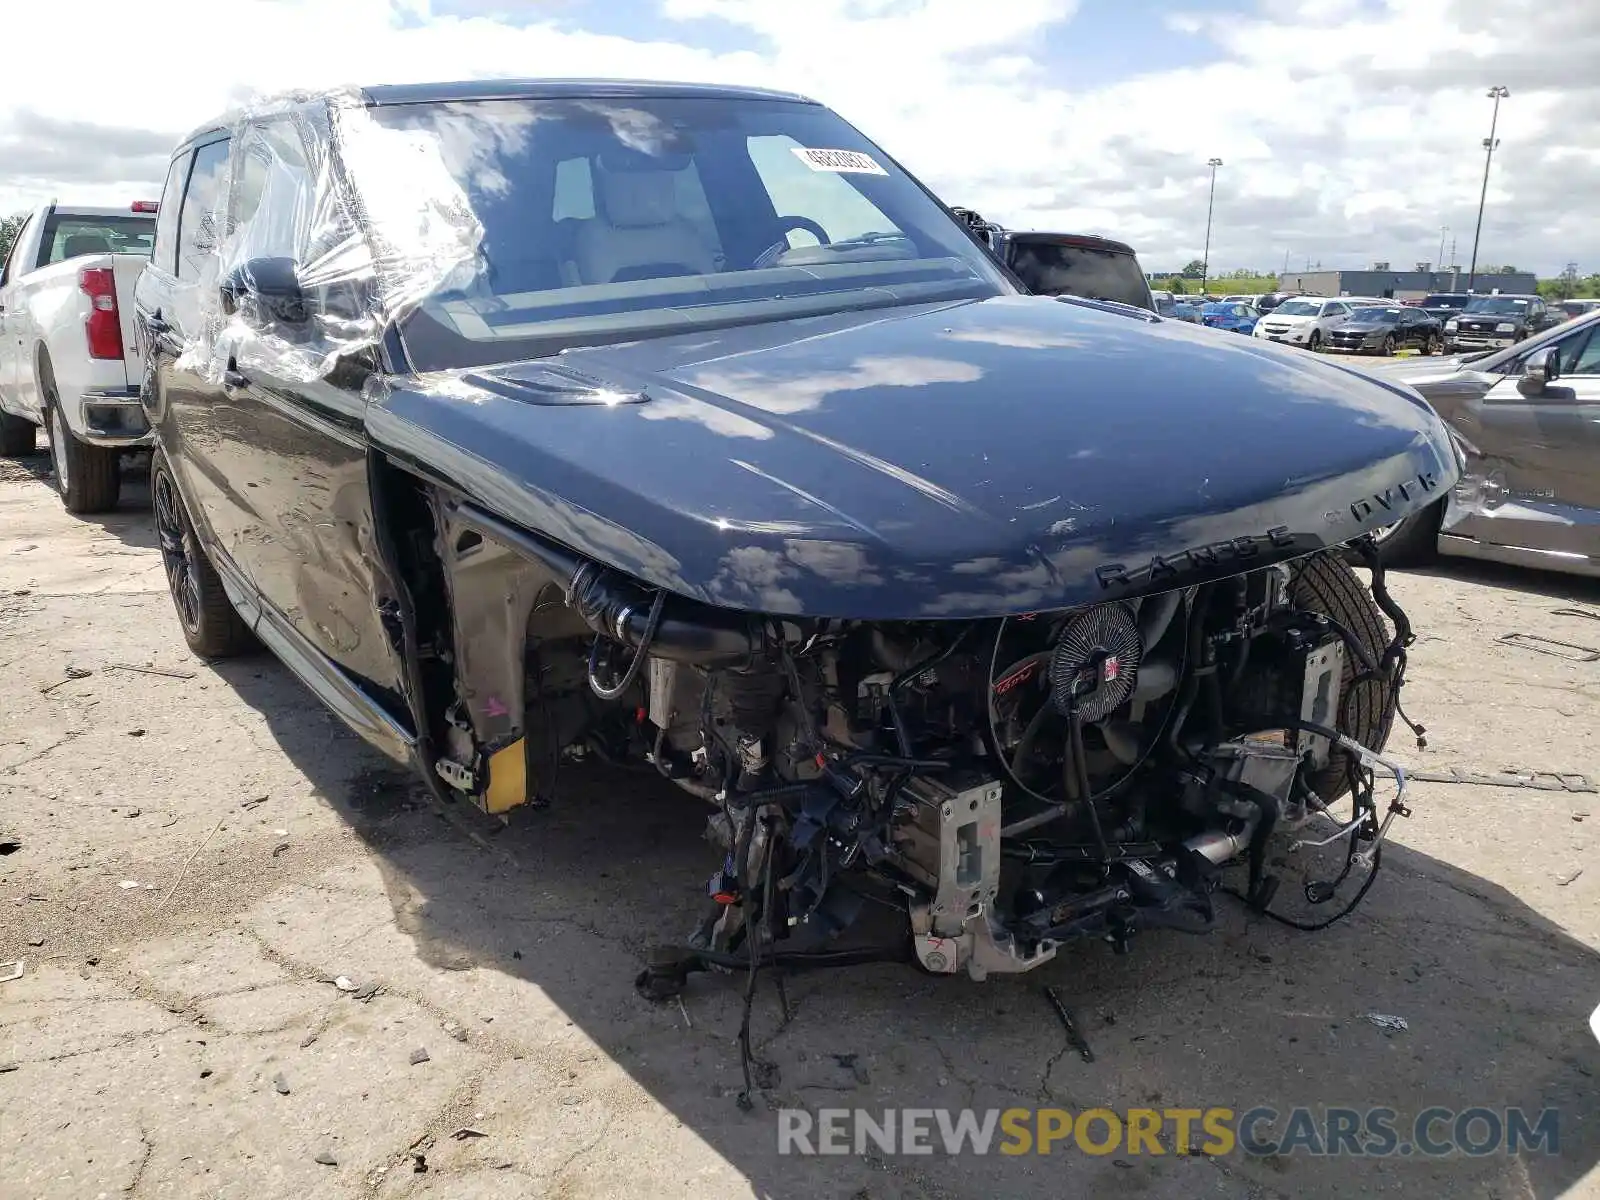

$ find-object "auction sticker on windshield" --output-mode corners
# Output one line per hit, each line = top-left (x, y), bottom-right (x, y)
(792, 147), (887, 175)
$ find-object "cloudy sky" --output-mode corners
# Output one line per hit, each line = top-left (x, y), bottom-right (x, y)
(1, 0), (1592, 276)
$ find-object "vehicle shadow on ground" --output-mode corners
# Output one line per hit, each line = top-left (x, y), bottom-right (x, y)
(1409, 556), (1600, 607)
(3, 451), (157, 548)
(211, 657), (1600, 1199)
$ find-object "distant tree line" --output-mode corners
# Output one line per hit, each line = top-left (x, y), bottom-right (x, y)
(0, 213), (25, 265)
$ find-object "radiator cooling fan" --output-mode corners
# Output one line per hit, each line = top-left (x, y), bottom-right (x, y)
(1048, 602), (1143, 721)
(989, 600), (1148, 802)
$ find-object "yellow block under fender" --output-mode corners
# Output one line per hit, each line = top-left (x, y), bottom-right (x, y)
(483, 739), (527, 815)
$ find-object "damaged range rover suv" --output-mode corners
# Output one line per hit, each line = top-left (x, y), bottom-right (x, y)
(136, 80), (1458, 996)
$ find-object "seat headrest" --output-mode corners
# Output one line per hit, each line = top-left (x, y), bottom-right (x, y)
(62, 233), (113, 259)
(596, 168), (681, 229)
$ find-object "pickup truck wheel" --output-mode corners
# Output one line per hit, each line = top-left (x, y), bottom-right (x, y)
(45, 396), (121, 514)
(0, 410), (35, 455)
(152, 452), (256, 658)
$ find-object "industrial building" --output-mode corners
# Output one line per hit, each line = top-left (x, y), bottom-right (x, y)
(1275, 266), (1539, 300)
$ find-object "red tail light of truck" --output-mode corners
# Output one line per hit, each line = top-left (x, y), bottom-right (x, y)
(79, 267), (124, 360)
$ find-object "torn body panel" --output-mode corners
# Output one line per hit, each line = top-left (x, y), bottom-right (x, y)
(1368, 316), (1600, 576)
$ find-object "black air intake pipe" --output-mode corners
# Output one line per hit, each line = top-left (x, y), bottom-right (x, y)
(568, 563), (761, 668)
(456, 503), (763, 668)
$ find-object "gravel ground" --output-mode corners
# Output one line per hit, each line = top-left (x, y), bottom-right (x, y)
(2, 449), (1598, 1199)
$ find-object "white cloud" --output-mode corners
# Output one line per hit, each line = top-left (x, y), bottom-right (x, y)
(0, 0), (1592, 275)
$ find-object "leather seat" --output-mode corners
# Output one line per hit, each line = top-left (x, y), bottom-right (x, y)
(571, 167), (719, 285)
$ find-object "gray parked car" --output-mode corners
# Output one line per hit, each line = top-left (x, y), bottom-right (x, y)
(1363, 309), (1600, 577)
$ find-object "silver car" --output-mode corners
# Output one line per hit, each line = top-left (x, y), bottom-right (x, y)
(1362, 309), (1600, 577)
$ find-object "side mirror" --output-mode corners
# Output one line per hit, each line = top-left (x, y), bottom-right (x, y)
(219, 257), (308, 327)
(1517, 345), (1559, 397)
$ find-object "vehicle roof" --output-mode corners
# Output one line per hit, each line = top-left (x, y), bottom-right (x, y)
(999, 230), (1138, 256)
(177, 78), (816, 148)
(44, 205), (155, 219)
(361, 78), (814, 107)
(1466, 293), (1538, 300)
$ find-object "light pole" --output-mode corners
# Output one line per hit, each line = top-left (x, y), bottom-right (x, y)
(1436, 226), (1448, 275)
(1200, 157), (1222, 293)
(1467, 86), (1508, 293)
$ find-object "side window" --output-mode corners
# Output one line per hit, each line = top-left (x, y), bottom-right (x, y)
(746, 134), (897, 244)
(177, 138), (231, 280)
(1325, 303), (1347, 318)
(0, 214), (33, 287)
(151, 151), (192, 274)
(1558, 327), (1600, 377)
(229, 120), (313, 261)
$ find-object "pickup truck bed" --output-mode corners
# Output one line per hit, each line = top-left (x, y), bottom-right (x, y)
(0, 203), (156, 511)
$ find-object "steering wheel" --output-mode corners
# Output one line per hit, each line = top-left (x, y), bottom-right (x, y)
(752, 217), (832, 269)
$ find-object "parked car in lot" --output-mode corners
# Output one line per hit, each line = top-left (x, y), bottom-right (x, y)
(1199, 301), (1257, 334)
(1220, 293), (1262, 313)
(0, 202), (157, 511)
(1443, 294), (1559, 352)
(1254, 291), (1302, 313)
(136, 79), (1456, 986)
(1364, 309), (1600, 577)
(986, 229), (1155, 312)
(949, 210), (1155, 313)
(1325, 305), (1442, 356)
(1252, 296), (1361, 352)
(1557, 298), (1600, 322)
(1416, 292), (1472, 323)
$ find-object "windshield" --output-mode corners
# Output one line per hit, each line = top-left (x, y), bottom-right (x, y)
(1343, 308), (1401, 325)
(1271, 300), (1321, 317)
(364, 96), (1010, 371)
(1002, 240), (1151, 310)
(1462, 296), (1530, 315)
(1422, 294), (1468, 308)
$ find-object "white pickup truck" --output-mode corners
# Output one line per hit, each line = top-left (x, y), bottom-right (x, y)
(0, 202), (157, 512)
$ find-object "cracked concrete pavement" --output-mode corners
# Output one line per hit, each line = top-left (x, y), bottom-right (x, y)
(2, 450), (1598, 1199)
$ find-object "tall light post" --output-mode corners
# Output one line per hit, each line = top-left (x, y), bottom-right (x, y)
(1467, 86), (1508, 293)
(1200, 157), (1223, 292)
(1436, 225), (1448, 274)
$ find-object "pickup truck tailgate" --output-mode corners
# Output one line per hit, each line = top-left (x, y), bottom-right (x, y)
(111, 255), (147, 387)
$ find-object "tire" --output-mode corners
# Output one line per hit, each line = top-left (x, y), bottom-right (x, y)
(1381, 334), (1397, 356)
(151, 449), (256, 658)
(1425, 333), (1441, 355)
(0, 409), (36, 455)
(1289, 552), (1398, 801)
(42, 365), (120, 513)
(1307, 330), (1323, 353)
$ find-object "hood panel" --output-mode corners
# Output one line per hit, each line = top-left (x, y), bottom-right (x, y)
(372, 294), (1459, 619)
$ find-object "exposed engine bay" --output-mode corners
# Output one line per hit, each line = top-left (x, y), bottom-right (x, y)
(434, 509), (1423, 1004)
